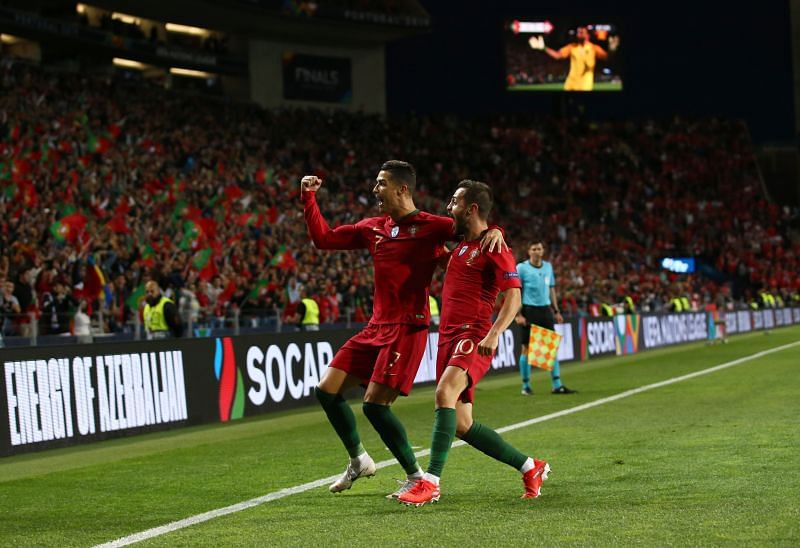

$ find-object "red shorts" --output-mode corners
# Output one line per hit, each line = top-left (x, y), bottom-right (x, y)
(436, 330), (492, 404)
(329, 322), (429, 396)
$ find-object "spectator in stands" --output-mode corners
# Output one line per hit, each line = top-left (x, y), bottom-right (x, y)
(0, 281), (21, 336)
(108, 274), (133, 333)
(73, 300), (92, 344)
(40, 281), (77, 335)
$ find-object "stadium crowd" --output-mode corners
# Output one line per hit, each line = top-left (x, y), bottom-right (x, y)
(0, 56), (798, 337)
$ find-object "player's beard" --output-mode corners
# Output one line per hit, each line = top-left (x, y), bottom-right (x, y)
(452, 212), (467, 236)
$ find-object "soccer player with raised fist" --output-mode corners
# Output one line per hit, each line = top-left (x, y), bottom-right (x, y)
(301, 162), (508, 499)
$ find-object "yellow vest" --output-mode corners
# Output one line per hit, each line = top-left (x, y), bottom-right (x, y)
(671, 298), (683, 313)
(429, 295), (440, 318)
(624, 296), (635, 313)
(681, 297), (690, 312)
(144, 296), (173, 333)
(301, 298), (319, 326)
(601, 303), (614, 317)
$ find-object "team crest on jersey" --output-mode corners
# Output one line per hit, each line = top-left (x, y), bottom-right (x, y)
(466, 249), (480, 264)
(390, 226), (400, 238)
(458, 245), (469, 256)
(409, 225), (418, 236)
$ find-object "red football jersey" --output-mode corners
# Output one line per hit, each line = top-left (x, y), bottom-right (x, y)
(439, 236), (521, 338)
(303, 191), (454, 325)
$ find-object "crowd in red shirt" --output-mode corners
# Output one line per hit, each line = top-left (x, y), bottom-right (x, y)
(0, 57), (796, 336)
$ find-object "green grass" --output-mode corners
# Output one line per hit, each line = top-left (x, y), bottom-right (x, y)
(508, 81), (623, 91)
(1, 327), (799, 546)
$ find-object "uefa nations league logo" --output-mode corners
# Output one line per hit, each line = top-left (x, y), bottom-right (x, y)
(214, 337), (245, 422)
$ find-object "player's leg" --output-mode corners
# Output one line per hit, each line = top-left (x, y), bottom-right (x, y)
(458, 406), (550, 498)
(317, 367), (367, 458)
(397, 366), (466, 506)
(362, 379), (423, 499)
(403, 332), (510, 505)
(363, 324), (429, 494)
(362, 381), (423, 481)
(317, 331), (379, 493)
(426, 365), (468, 481)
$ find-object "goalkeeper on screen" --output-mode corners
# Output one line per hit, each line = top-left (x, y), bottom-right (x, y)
(529, 26), (611, 91)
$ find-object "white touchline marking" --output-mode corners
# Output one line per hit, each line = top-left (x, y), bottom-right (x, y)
(97, 340), (800, 547)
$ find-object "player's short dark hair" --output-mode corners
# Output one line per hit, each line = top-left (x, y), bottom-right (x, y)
(380, 160), (416, 191)
(456, 179), (493, 219)
(528, 239), (545, 248)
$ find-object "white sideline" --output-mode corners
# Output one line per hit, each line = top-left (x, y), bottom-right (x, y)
(96, 340), (800, 547)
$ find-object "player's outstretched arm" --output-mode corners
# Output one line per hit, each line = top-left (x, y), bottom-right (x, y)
(300, 176), (366, 251)
(478, 288), (522, 356)
(529, 35), (563, 60)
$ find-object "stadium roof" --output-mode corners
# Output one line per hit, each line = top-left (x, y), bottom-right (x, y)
(60, 0), (430, 45)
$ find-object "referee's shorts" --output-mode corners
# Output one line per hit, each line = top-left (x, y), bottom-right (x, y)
(520, 304), (555, 346)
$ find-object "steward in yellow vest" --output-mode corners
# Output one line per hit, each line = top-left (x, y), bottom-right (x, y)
(429, 295), (440, 325)
(143, 281), (181, 339)
(296, 288), (320, 331)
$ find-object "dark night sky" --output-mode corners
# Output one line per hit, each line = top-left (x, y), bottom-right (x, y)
(386, 0), (794, 141)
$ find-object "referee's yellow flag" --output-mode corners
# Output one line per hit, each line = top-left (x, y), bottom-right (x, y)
(527, 324), (562, 371)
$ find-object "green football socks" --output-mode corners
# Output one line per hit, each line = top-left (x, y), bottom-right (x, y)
(461, 421), (528, 470)
(362, 402), (420, 475)
(315, 387), (364, 458)
(426, 407), (457, 478)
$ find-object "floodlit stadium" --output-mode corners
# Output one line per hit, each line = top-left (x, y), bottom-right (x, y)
(1, 0), (799, 545)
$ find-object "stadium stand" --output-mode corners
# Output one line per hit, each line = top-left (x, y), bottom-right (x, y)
(0, 56), (798, 341)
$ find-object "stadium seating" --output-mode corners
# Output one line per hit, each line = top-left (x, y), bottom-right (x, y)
(0, 57), (797, 337)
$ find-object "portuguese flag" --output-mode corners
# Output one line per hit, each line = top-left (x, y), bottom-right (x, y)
(179, 220), (202, 250)
(50, 212), (88, 243)
(193, 248), (217, 281)
(126, 284), (146, 310)
(270, 245), (296, 270)
(248, 279), (269, 300)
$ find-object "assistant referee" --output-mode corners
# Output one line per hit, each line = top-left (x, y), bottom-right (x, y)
(515, 240), (575, 395)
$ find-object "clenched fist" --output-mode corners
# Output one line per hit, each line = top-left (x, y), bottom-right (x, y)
(301, 175), (322, 192)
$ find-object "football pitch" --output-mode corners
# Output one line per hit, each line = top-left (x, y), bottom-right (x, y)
(508, 82), (623, 92)
(1, 326), (798, 546)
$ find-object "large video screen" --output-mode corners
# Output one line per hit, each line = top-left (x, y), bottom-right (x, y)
(504, 19), (622, 92)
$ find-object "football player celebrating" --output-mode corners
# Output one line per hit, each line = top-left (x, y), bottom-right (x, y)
(398, 180), (550, 506)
